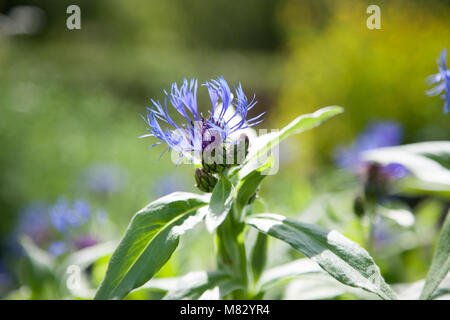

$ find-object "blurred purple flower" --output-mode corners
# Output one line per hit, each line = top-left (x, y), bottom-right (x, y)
(334, 121), (403, 170)
(74, 235), (98, 250)
(427, 48), (450, 114)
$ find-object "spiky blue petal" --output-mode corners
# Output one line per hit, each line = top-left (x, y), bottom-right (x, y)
(427, 48), (450, 114)
(141, 76), (264, 159)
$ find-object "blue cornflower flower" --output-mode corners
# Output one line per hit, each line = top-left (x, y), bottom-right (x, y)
(334, 121), (403, 170)
(140, 76), (264, 160)
(49, 199), (72, 233)
(49, 198), (91, 233)
(426, 48), (450, 114)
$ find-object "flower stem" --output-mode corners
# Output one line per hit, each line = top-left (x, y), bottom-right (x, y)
(216, 209), (249, 299)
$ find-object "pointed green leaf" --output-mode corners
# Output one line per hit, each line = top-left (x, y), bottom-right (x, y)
(249, 231), (268, 285)
(236, 157), (273, 216)
(246, 213), (397, 300)
(420, 211), (450, 299)
(245, 106), (343, 165)
(285, 274), (378, 300)
(205, 176), (233, 233)
(94, 192), (209, 300)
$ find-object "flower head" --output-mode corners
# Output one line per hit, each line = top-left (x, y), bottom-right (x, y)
(141, 77), (264, 161)
(426, 48), (450, 114)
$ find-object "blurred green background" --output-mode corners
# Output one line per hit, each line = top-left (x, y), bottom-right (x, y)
(0, 0), (449, 299)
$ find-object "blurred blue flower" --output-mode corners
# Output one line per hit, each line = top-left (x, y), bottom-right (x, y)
(16, 202), (49, 245)
(380, 163), (409, 179)
(83, 164), (127, 195)
(372, 216), (396, 250)
(49, 199), (72, 233)
(334, 121), (403, 170)
(426, 48), (450, 114)
(48, 241), (67, 257)
(12, 198), (102, 260)
(141, 77), (264, 158)
(72, 200), (91, 224)
(49, 198), (91, 233)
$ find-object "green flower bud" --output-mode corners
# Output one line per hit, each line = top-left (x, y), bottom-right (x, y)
(353, 195), (365, 218)
(201, 133), (250, 174)
(202, 143), (228, 174)
(195, 168), (218, 193)
(232, 134), (249, 166)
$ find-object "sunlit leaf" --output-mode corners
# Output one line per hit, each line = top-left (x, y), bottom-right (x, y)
(245, 106), (343, 164)
(205, 176), (234, 233)
(235, 157), (272, 216)
(94, 192), (209, 300)
(420, 211), (450, 299)
(285, 274), (378, 300)
(246, 213), (397, 300)
(163, 271), (234, 300)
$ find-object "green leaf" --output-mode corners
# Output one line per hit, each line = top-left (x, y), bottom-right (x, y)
(197, 279), (243, 300)
(257, 258), (321, 291)
(94, 192), (209, 300)
(420, 210), (450, 300)
(245, 106), (343, 166)
(163, 271), (233, 300)
(235, 157), (273, 217)
(205, 175), (234, 233)
(249, 231), (268, 285)
(363, 141), (450, 196)
(246, 213), (397, 300)
(285, 274), (378, 300)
